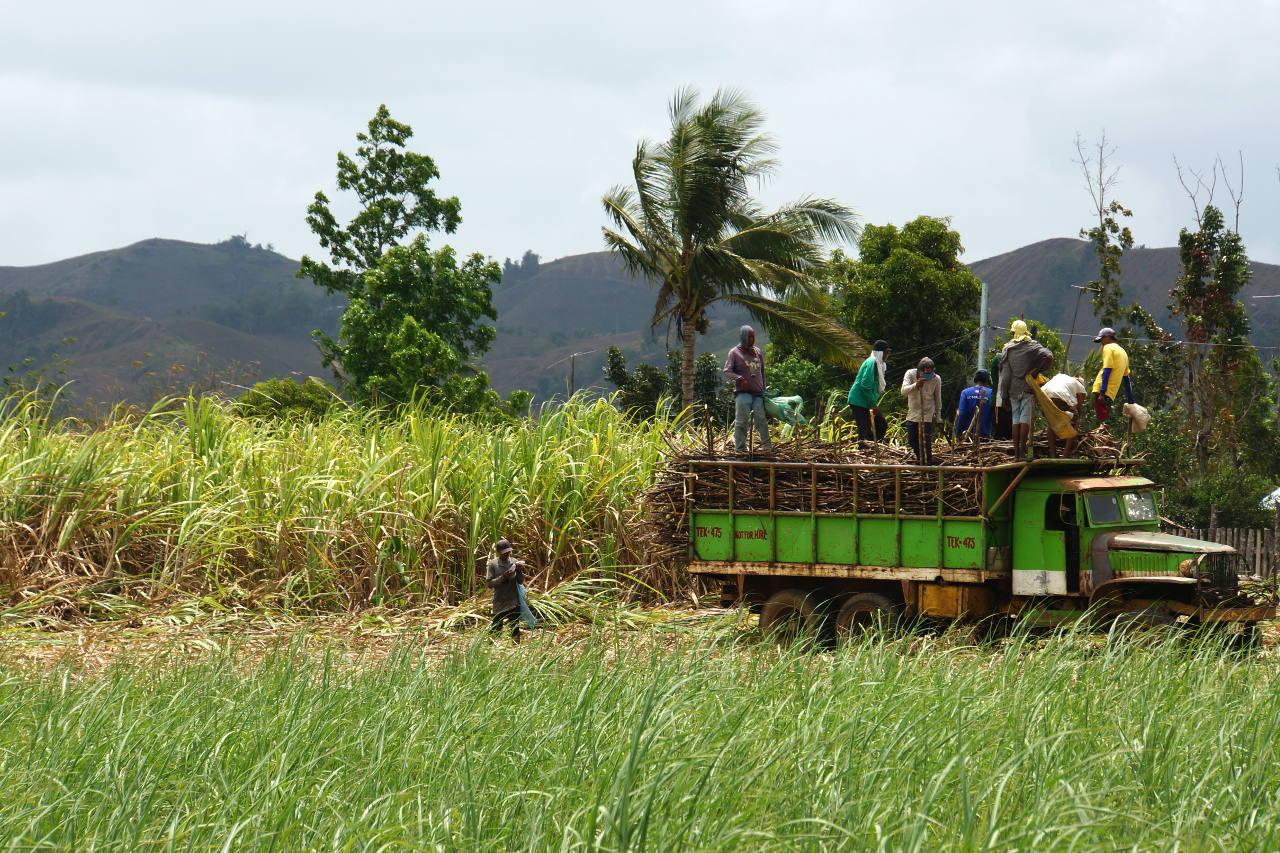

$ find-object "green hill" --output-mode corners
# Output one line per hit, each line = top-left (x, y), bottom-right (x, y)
(0, 237), (343, 405)
(2, 235), (1277, 406)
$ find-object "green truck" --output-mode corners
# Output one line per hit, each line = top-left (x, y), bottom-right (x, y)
(683, 456), (1272, 640)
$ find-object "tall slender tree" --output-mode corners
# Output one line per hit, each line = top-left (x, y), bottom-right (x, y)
(601, 88), (864, 406)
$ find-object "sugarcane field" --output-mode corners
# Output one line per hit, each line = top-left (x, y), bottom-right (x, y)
(7, 3), (1280, 849)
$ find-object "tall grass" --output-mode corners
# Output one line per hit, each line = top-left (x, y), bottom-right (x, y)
(2, 629), (1279, 849)
(0, 394), (672, 619)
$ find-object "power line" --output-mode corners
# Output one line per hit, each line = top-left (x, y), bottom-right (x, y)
(986, 323), (1280, 352)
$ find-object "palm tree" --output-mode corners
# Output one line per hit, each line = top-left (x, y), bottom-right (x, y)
(602, 87), (865, 408)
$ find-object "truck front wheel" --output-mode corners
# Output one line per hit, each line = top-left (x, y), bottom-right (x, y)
(834, 593), (901, 643)
(759, 589), (824, 645)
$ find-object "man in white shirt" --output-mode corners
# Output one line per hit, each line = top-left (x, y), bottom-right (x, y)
(1040, 374), (1087, 457)
(901, 357), (943, 465)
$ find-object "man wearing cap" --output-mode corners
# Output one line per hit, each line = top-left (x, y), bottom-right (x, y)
(954, 369), (995, 440)
(723, 325), (772, 453)
(997, 320), (1054, 460)
(486, 538), (529, 640)
(1090, 327), (1135, 424)
(848, 340), (890, 444)
(901, 357), (943, 465)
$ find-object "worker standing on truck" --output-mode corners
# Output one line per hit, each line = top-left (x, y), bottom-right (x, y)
(901, 357), (942, 465)
(486, 538), (530, 640)
(954, 369), (995, 440)
(1090, 327), (1135, 424)
(997, 320), (1053, 460)
(848, 340), (890, 444)
(1040, 373), (1088, 457)
(724, 326), (772, 453)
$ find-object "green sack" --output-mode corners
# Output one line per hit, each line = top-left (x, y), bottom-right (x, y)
(763, 394), (807, 426)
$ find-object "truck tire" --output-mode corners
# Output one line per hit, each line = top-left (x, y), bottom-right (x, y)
(834, 593), (901, 643)
(759, 589), (821, 645)
(1107, 603), (1181, 645)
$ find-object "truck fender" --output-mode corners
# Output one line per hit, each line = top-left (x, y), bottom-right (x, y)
(1086, 532), (1118, 596)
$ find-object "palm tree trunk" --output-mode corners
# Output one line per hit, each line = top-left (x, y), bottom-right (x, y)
(681, 320), (696, 409)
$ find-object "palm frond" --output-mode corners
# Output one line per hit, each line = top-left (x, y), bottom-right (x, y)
(770, 196), (861, 244)
(721, 292), (867, 369)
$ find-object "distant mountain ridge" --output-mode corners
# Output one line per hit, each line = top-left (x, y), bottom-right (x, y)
(2, 235), (1277, 405)
(972, 237), (1280, 357)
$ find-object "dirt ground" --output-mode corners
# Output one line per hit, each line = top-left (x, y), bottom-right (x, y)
(0, 606), (748, 676)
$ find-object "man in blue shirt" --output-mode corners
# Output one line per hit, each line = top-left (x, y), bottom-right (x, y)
(954, 369), (995, 440)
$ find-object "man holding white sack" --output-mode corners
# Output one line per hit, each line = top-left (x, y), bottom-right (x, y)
(1040, 374), (1087, 457)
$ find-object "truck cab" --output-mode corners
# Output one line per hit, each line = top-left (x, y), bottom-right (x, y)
(1012, 473), (1264, 625)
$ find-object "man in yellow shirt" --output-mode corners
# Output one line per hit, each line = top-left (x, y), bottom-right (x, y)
(1090, 327), (1135, 422)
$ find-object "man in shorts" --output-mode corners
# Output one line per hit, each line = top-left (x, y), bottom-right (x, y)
(997, 320), (1053, 460)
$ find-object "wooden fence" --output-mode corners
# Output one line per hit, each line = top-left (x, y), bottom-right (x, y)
(1161, 526), (1279, 577)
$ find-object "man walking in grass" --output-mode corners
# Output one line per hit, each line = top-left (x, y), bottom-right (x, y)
(486, 538), (535, 640)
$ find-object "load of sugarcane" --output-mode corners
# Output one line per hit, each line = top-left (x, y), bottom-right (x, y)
(640, 428), (1125, 565)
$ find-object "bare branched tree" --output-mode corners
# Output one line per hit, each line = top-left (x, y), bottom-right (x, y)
(1173, 154), (1217, 226)
(1215, 151), (1245, 232)
(1074, 131), (1133, 330)
(1075, 132), (1120, 225)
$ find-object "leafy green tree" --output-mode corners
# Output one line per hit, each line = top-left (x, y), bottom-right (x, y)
(1170, 204), (1253, 475)
(601, 88), (863, 407)
(1130, 196), (1280, 524)
(299, 105), (501, 410)
(831, 216), (982, 412)
(603, 347), (732, 422)
(500, 250), (541, 286)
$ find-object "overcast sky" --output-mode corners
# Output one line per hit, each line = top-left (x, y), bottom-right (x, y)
(4, 0), (1279, 270)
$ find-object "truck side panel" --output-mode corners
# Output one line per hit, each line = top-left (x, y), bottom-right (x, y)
(691, 511), (987, 570)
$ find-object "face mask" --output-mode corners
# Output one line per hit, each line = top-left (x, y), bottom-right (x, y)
(921, 370), (934, 378)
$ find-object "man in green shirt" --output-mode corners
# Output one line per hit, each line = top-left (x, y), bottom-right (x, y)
(848, 340), (890, 444)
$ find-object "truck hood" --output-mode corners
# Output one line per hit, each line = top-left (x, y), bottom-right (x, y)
(1107, 531), (1235, 555)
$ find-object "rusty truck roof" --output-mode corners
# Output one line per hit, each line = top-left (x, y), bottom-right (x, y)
(1057, 476), (1155, 492)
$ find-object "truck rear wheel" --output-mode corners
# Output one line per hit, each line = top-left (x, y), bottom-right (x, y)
(759, 589), (823, 645)
(834, 593), (901, 643)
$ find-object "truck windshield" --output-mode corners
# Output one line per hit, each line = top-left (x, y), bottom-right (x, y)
(1122, 491), (1157, 522)
(1085, 493), (1123, 524)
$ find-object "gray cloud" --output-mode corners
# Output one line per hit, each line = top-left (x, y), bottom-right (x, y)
(3, 0), (1279, 274)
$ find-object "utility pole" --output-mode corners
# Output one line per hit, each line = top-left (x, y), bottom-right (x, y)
(1068, 283), (1101, 364)
(546, 350), (599, 399)
(976, 280), (989, 370)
